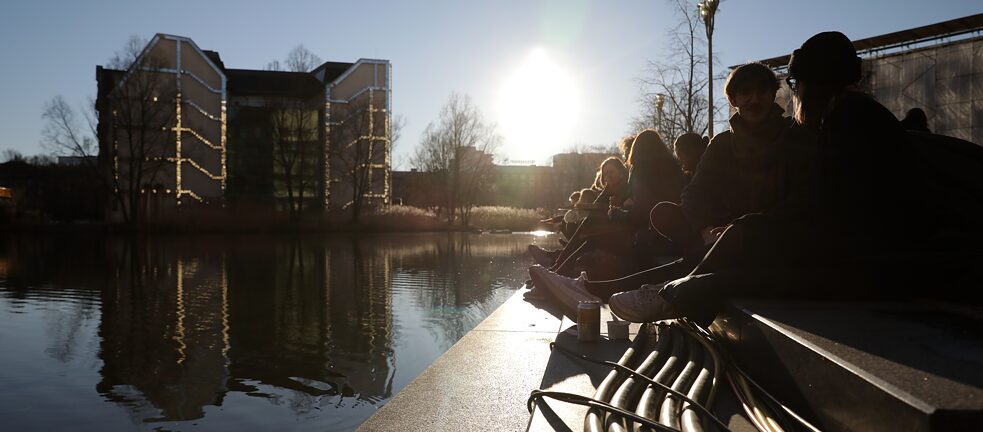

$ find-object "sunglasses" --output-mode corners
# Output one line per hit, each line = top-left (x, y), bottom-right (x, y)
(785, 76), (799, 93)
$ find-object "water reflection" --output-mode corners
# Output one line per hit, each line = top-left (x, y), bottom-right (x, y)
(0, 233), (533, 431)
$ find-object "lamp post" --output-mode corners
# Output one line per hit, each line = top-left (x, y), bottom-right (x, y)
(698, 0), (719, 138)
(655, 93), (665, 135)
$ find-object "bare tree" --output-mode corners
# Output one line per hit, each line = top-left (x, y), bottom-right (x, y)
(41, 96), (97, 159)
(633, 0), (721, 145)
(267, 45), (324, 219)
(2, 149), (24, 162)
(329, 97), (389, 222)
(266, 45), (323, 72)
(101, 35), (178, 225)
(270, 96), (320, 218)
(411, 93), (500, 225)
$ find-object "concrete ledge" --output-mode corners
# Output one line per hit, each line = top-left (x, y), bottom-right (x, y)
(358, 289), (562, 431)
(712, 301), (983, 432)
(359, 288), (643, 431)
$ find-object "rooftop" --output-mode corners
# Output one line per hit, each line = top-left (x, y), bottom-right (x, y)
(735, 12), (983, 71)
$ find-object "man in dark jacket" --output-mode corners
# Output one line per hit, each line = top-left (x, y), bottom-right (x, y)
(650, 62), (814, 256)
(530, 63), (816, 316)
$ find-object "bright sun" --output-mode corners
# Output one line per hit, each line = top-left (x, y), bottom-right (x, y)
(497, 48), (580, 164)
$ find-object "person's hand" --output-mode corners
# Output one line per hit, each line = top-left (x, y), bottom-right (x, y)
(608, 206), (627, 219)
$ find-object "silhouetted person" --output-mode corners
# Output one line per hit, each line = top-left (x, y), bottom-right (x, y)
(529, 63), (817, 306)
(608, 31), (978, 324)
(610, 129), (686, 230)
(618, 134), (637, 161)
(673, 132), (708, 181)
(900, 107), (930, 133)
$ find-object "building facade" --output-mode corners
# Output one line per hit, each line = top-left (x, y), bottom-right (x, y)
(96, 34), (391, 221)
(743, 13), (983, 145)
(392, 151), (618, 210)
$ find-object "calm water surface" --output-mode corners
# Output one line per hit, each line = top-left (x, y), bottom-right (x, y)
(0, 233), (545, 431)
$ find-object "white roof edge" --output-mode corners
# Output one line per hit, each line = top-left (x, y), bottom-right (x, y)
(329, 58), (392, 86)
(159, 33), (226, 80)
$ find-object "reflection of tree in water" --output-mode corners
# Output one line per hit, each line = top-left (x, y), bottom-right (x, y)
(0, 233), (538, 429)
(97, 238), (229, 423)
(0, 235), (103, 363)
(384, 233), (530, 347)
(226, 236), (396, 410)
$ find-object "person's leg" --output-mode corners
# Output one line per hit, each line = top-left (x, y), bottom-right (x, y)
(610, 214), (793, 324)
(650, 202), (703, 253)
(585, 257), (695, 301)
(550, 217), (596, 268)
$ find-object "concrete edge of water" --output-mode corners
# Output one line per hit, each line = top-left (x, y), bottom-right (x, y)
(358, 287), (644, 431)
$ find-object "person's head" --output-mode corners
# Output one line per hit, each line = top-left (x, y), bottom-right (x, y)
(787, 31), (861, 127)
(725, 62), (780, 125)
(579, 188), (599, 204)
(900, 107), (929, 132)
(627, 129), (673, 169)
(618, 134), (637, 160)
(568, 190), (582, 205)
(595, 157), (628, 189)
(673, 132), (709, 173)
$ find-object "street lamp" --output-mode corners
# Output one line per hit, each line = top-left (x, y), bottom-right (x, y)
(655, 93), (665, 134)
(698, 0), (719, 138)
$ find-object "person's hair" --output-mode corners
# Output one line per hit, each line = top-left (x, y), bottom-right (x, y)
(900, 107), (929, 132)
(618, 134), (637, 159)
(673, 132), (708, 159)
(579, 188), (599, 204)
(724, 62), (779, 101)
(593, 157), (627, 189)
(788, 32), (862, 127)
(627, 129), (679, 171)
(568, 190), (582, 204)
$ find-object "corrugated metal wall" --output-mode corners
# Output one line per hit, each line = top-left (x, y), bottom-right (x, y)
(863, 36), (983, 144)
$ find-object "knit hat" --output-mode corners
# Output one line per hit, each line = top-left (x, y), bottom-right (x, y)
(787, 31), (861, 85)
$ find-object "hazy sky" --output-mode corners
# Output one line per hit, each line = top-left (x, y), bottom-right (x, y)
(1, 1), (979, 167)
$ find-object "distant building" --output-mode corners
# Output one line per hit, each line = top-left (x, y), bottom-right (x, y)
(96, 33), (391, 221)
(742, 13), (983, 145)
(392, 150), (619, 209)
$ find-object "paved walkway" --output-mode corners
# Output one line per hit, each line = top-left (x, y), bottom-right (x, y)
(358, 288), (639, 431)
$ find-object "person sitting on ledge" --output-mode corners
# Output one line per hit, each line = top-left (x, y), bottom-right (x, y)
(528, 62), (815, 315)
(673, 132), (708, 182)
(528, 157), (628, 269)
(609, 31), (983, 324)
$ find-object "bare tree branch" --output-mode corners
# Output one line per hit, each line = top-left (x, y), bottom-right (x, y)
(410, 92), (500, 225)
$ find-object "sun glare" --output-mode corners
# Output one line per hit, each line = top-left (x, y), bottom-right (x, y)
(497, 48), (580, 164)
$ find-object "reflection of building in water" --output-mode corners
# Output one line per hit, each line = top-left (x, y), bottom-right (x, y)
(225, 240), (396, 405)
(97, 243), (230, 422)
(745, 13), (983, 145)
(82, 234), (531, 424)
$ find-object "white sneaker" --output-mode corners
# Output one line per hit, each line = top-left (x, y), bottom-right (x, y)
(529, 265), (600, 316)
(608, 283), (681, 323)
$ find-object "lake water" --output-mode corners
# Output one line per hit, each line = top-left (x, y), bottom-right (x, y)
(0, 232), (547, 431)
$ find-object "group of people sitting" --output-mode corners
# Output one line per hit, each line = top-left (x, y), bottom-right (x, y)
(525, 31), (983, 326)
